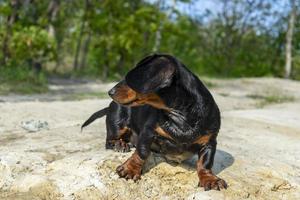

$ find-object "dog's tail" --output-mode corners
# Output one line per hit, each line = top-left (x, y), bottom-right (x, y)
(81, 107), (109, 131)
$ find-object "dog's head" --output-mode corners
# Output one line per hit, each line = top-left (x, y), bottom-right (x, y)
(108, 54), (176, 110)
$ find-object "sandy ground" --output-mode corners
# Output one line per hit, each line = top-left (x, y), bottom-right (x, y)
(0, 78), (300, 200)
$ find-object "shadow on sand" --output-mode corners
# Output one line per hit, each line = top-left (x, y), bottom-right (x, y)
(184, 149), (234, 174)
(144, 149), (234, 175)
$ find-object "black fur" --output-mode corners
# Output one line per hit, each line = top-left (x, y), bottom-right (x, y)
(82, 54), (226, 190)
(81, 107), (109, 131)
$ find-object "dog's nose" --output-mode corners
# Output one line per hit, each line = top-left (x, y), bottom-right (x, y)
(108, 88), (116, 96)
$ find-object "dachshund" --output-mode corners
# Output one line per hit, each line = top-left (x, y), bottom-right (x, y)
(82, 54), (227, 191)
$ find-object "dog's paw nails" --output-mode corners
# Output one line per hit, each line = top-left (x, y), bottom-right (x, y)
(115, 164), (141, 181)
(118, 169), (127, 177)
(116, 165), (124, 173)
(204, 184), (211, 191)
(125, 174), (133, 180)
(123, 144), (131, 152)
(199, 177), (227, 191)
(113, 140), (131, 153)
(133, 174), (141, 182)
(218, 179), (227, 189)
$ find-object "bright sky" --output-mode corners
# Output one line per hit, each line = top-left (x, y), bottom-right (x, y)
(168, 0), (292, 29)
(176, 0), (290, 15)
(176, 0), (221, 16)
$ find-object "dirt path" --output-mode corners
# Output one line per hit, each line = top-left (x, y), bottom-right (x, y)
(0, 78), (300, 199)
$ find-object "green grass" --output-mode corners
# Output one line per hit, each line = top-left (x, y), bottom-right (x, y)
(201, 78), (218, 88)
(0, 67), (48, 95)
(219, 93), (229, 97)
(247, 93), (295, 108)
(0, 82), (48, 95)
(62, 92), (108, 101)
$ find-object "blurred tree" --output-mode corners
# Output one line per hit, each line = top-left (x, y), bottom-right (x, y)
(73, 0), (90, 71)
(0, 0), (299, 86)
(196, 0), (282, 76)
(1, 0), (21, 66)
(284, 0), (297, 78)
(152, 0), (177, 52)
(85, 0), (162, 80)
(0, 1), (56, 70)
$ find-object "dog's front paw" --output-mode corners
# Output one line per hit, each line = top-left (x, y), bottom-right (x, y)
(106, 139), (131, 152)
(113, 139), (131, 152)
(116, 163), (141, 181)
(116, 151), (144, 181)
(198, 170), (227, 191)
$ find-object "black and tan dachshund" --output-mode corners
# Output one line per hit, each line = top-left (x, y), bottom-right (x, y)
(82, 54), (227, 191)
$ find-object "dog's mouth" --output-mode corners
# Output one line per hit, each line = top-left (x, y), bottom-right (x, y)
(109, 82), (141, 106)
(111, 96), (139, 106)
(121, 99), (137, 106)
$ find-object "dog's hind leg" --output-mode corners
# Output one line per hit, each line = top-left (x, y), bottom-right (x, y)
(194, 133), (227, 191)
(105, 117), (132, 152)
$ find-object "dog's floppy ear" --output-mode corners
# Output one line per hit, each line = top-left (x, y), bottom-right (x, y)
(125, 55), (176, 93)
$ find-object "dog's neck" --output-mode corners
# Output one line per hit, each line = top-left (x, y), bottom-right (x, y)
(160, 68), (209, 121)
(160, 107), (203, 143)
(158, 67), (216, 141)
(162, 86), (202, 124)
(157, 86), (205, 142)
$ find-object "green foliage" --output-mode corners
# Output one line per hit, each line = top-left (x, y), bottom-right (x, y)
(8, 26), (56, 66)
(160, 16), (204, 73)
(85, 0), (161, 78)
(0, 66), (48, 94)
(0, 0), (299, 94)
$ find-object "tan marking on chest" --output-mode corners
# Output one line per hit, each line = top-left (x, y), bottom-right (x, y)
(193, 133), (213, 145)
(135, 93), (171, 111)
(118, 126), (131, 139)
(154, 126), (174, 140)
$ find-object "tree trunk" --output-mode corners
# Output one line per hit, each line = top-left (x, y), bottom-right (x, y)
(153, 22), (163, 52)
(284, 0), (296, 79)
(114, 51), (125, 78)
(79, 32), (92, 70)
(152, 0), (163, 52)
(102, 64), (109, 81)
(102, 58), (109, 81)
(152, 0), (176, 52)
(47, 0), (59, 38)
(73, 20), (85, 71)
(73, 0), (89, 70)
(54, 40), (63, 71)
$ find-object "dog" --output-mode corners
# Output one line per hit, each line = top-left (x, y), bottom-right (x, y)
(82, 54), (227, 191)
